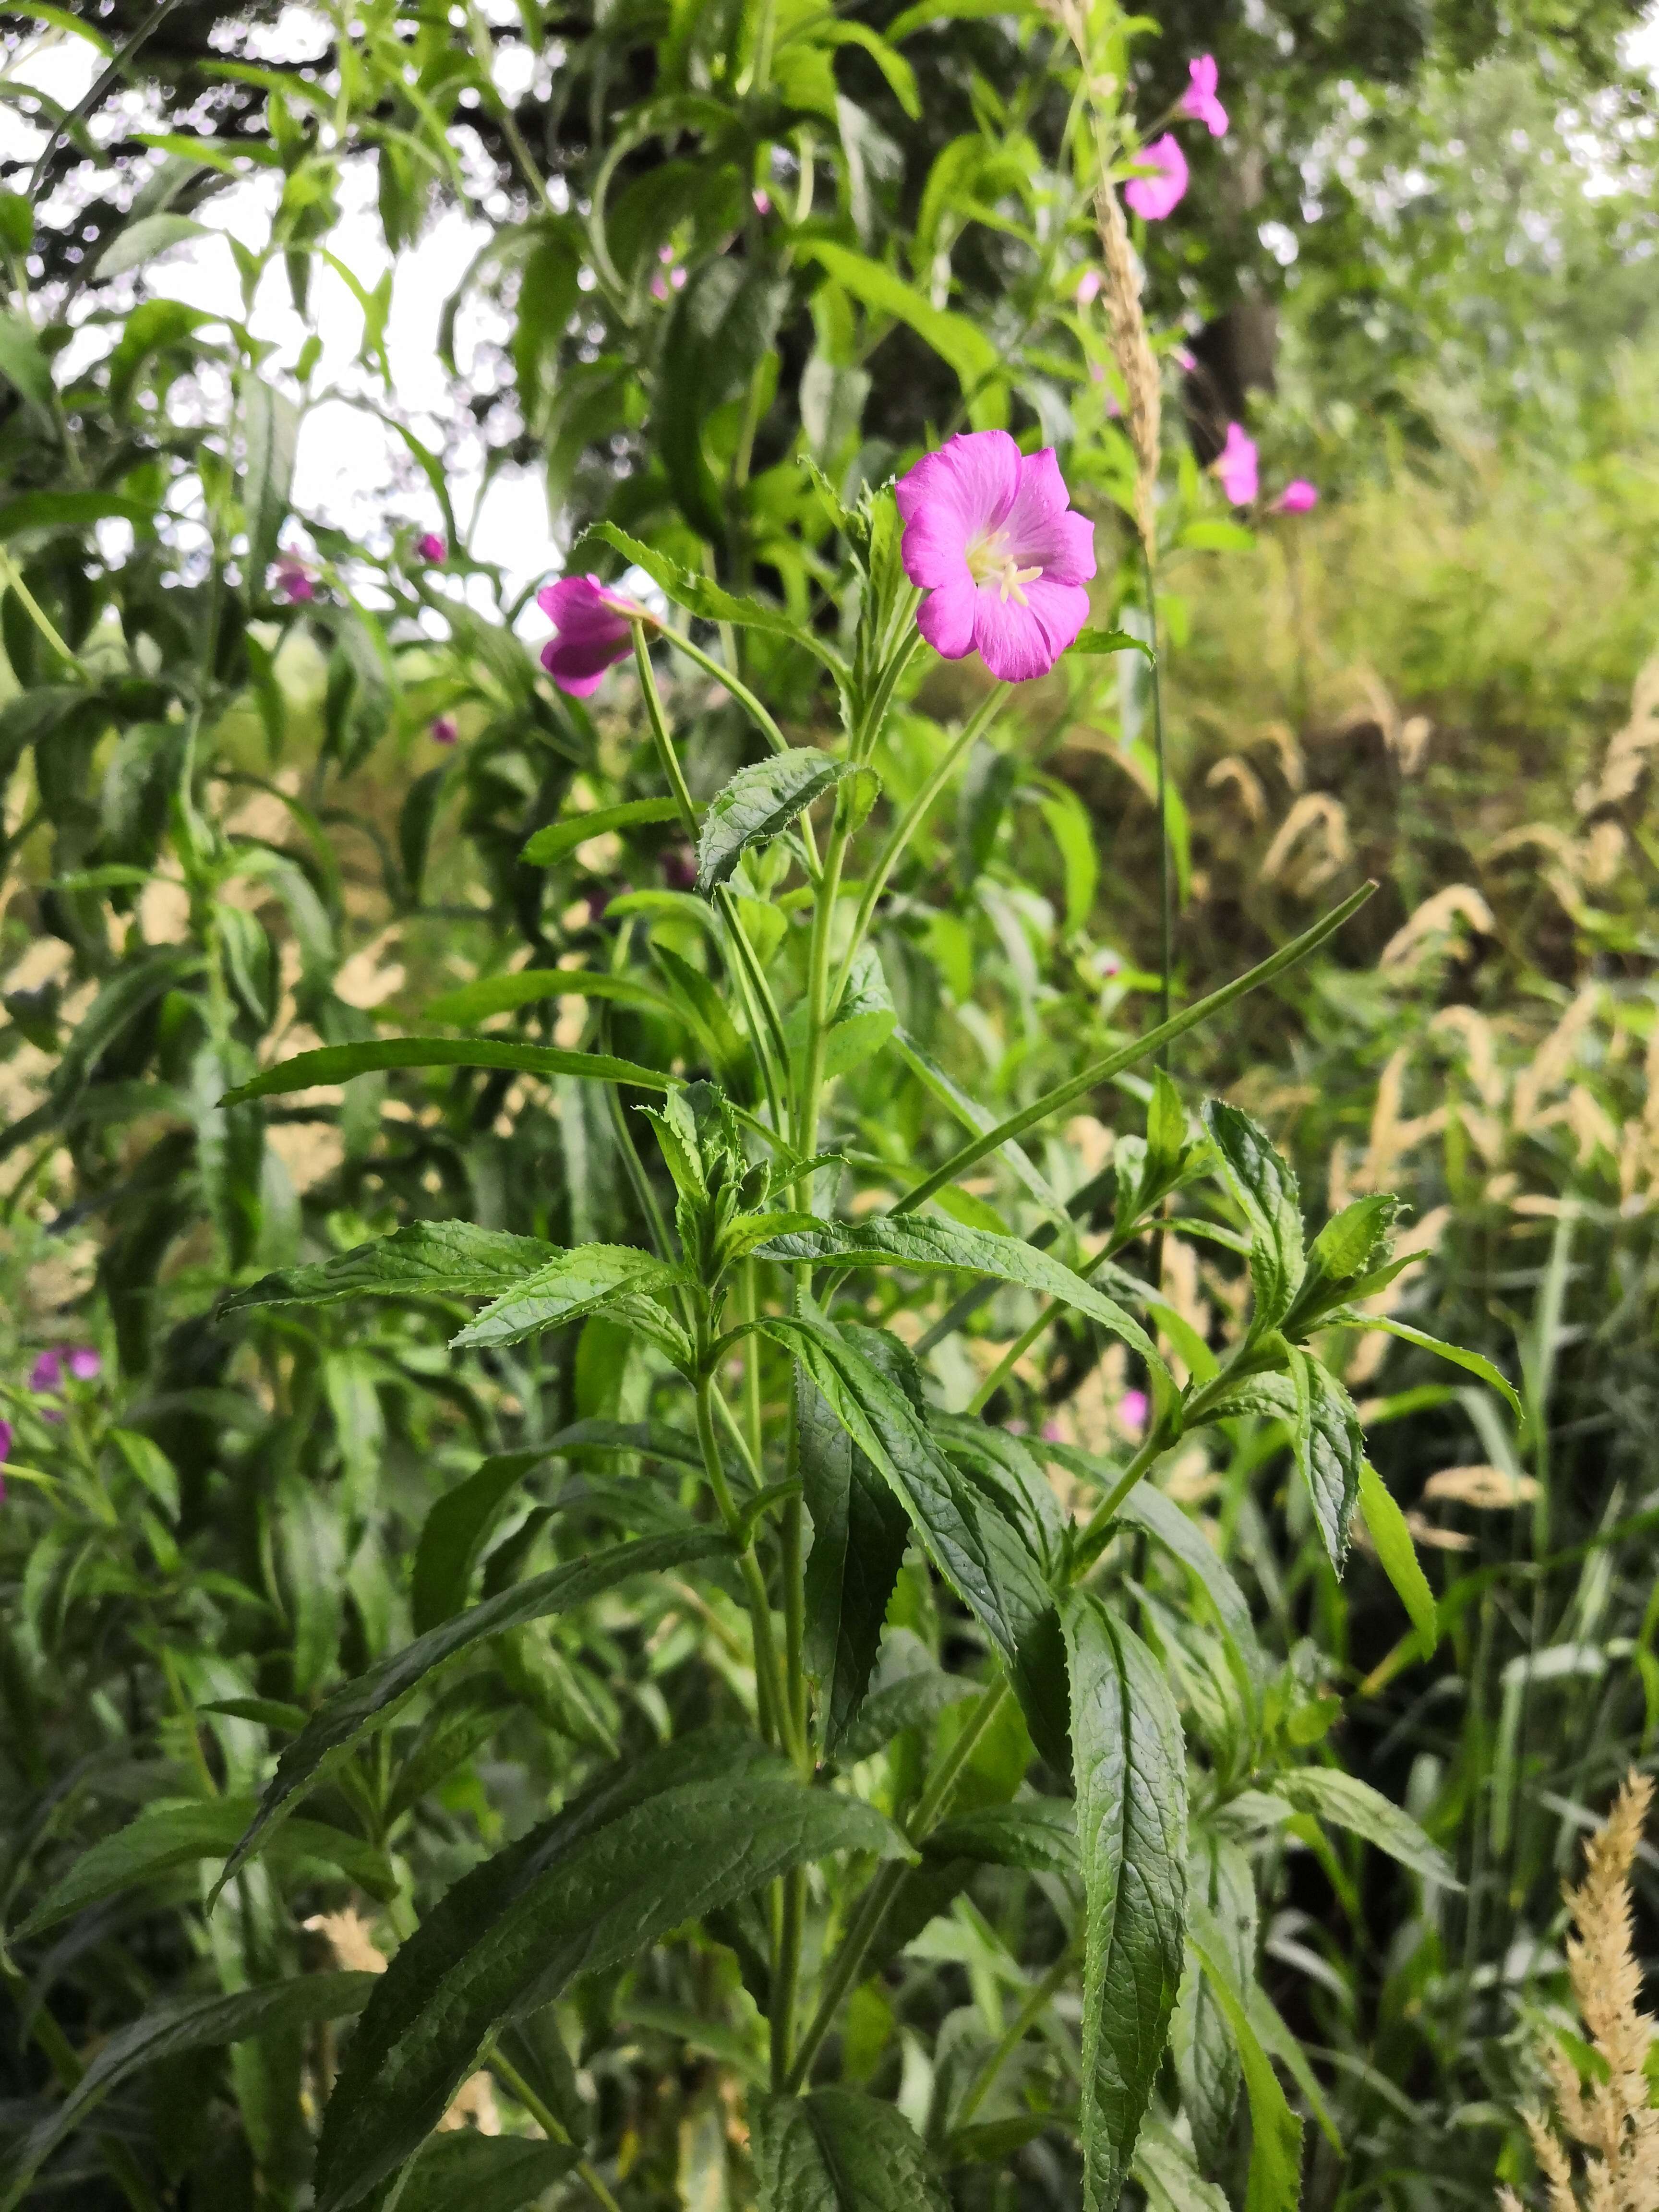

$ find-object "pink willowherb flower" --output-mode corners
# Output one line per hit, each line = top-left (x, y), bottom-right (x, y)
(1124, 134), (1188, 221)
(1214, 422), (1259, 505)
(896, 431), (1096, 684)
(537, 576), (649, 698)
(67, 1347), (100, 1382)
(1118, 1388), (1149, 1436)
(272, 555), (317, 604)
(1075, 268), (1103, 305)
(1181, 54), (1228, 137)
(415, 531), (448, 563)
(430, 716), (458, 745)
(29, 1351), (61, 1393)
(753, 189), (771, 216)
(1274, 479), (1319, 514)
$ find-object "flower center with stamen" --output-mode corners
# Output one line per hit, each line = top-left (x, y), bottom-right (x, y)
(966, 530), (1044, 605)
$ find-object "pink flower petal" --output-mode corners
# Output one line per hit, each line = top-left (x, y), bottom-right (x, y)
(916, 575), (979, 660)
(1124, 134), (1188, 221)
(1214, 421), (1259, 505)
(30, 1351), (62, 1392)
(1274, 479), (1319, 514)
(67, 1347), (100, 1381)
(1180, 55), (1228, 136)
(971, 587), (1075, 684)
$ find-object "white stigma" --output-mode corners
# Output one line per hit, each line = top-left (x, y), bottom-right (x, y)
(967, 530), (1044, 603)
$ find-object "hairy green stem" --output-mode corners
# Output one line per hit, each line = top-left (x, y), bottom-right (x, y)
(786, 1681), (1011, 2091)
(695, 1367), (798, 1764)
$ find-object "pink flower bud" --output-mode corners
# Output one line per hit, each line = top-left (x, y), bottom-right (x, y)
(1118, 1388), (1149, 1436)
(537, 575), (648, 697)
(1180, 54), (1228, 138)
(415, 531), (448, 563)
(67, 1347), (100, 1382)
(29, 1351), (61, 1393)
(272, 555), (317, 604)
(1274, 479), (1319, 514)
(430, 716), (459, 746)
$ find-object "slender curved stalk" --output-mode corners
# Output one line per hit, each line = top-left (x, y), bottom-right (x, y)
(661, 623), (792, 759)
(954, 1944), (1078, 2128)
(786, 1681), (1011, 2091)
(489, 2048), (623, 2212)
(695, 1367), (799, 1765)
(892, 882), (1376, 1220)
(632, 624), (698, 840)
(829, 683), (1010, 1019)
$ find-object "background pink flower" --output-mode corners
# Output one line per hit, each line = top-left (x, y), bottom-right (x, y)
(67, 1347), (100, 1382)
(1181, 54), (1228, 136)
(1117, 1388), (1149, 1436)
(1124, 134), (1188, 221)
(430, 716), (458, 745)
(415, 531), (447, 562)
(1215, 421), (1259, 505)
(272, 555), (316, 604)
(1075, 268), (1103, 305)
(1274, 479), (1319, 513)
(538, 576), (645, 697)
(896, 430), (1096, 684)
(29, 1351), (61, 1392)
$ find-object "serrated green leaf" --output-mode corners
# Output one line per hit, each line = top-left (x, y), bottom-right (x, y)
(1275, 1768), (1458, 1887)
(213, 1529), (731, 1898)
(754, 1215), (1168, 1386)
(926, 1798), (1077, 1875)
(451, 1245), (686, 1351)
(1326, 1310), (1524, 1417)
(519, 796), (682, 867)
(1061, 1591), (1187, 2212)
(0, 1975), (377, 2212)
(1290, 1352), (1363, 1573)
(220, 1222), (559, 1314)
(1184, 1902), (1304, 2212)
(1201, 1102), (1305, 1334)
(763, 1311), (1068, 1769)
(832, 1667), (978, 1763)
(569, 519), (820, 649)
(1068, 627), (1156, 662)
(1357, 1459), (1438, 1656)
(315, 1769), (908, 2211)
(369, 2134), (579, 2212)
(753, 2087), (949, 2212)
(697, 749), (851, 896)
(411, 1449), (557, 1635)
(1171, 1835), (1255, 2175)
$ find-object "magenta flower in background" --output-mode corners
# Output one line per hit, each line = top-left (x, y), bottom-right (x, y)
(537, 575), (647, 697)
(1118, 1388), (1149, 1436)
(1274, 479), (1319, 514)
(415, 531), (448, 563)
(1124, 134), (1188, 221)
(753, 189), (771, 216)
(896, 431), (1096, 684)
(1181, 54), (1228, 137)
(272, 555), (316, 604)
(29, 1351), (61, 1393)
(1214, 421), (1259, 505)
(1075, 268), (1103, 306)
(650, 246), (688, 302)
(67, 1347), (100, 1382)
(430, 716), (459, 746)
(1172, 342), (1197, 373)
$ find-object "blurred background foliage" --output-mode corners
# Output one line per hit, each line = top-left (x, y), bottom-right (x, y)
(0, 0), (1658, 2206)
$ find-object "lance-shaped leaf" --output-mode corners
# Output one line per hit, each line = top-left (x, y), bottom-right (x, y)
(1171, 1834), (1256, 2175)
(212, 1529), (730, 1898)
(450, 1245), (687, 1351)
(763, 1312), (1068, 1770)
(0, 1975), (377, 2212)
(1060, 1591), (1187, 2212)
(220, 1036), (671, 1106)
(1201, 1102), (1305, 1335)
(696, 749), (852, 896)
(755, 1215), (1169, 1385)
(926, 1798), (1077, 1877)
(1357, 1459), (1438, 1656)
(1068, 626), (1156, 662)
(1289, 1350), (1363, 1573)
(314, 1773), (909, 2211)
(220, 1222), (558, 1315)
(423, 968), (678, 1028)
(1280, 1193), (1399, 1337)
(367, 2134), (579, 2212)
(1184, 1900), (1304, 2212)
(1323, 1308), (1525, 1416)
(798, 1353), (912, 1757)
(17, 1798), (395, 1936)
(519, 796), (682, 867)
(1275, 1768), (1458, 1887)
(752, 2087), (949, 2212)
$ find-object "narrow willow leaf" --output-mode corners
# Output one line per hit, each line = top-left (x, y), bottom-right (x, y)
(423, 968), (678, 1028)
(1326, 1309), (1525, 1417)
(1185, 1900), (1304, 2212)
(17, 1798), (395, 1936)
(315, 1774), (908, 2211)
(1357, 1459), (1438, 1656)
(219, 1222), (558, 1315)
(1289, 1351), (1363, 1573)
(0, 1975), (377, 2212)
(1202, 1102), (1305, 1334)
(212, 1529), (730, 1898)
(925, 1798), (1077, 1876)
(755, 1216), (1169, 1384)
(1068, 625), (1156, 662)
(1275, 1769), (1458, 1887)
(833, 1668), (978, 1763)
(411, 1450), (557, 1635)
(940, 1417), (1067, 1580)
(1171, 1834), (1256, 2174)
(220, 1036), (671, 1105)
(889, 1026), (1069, 1221)
(696, 749), (851, 895)
(752, 2087), (949, 2212)
(798, 1357), (911, 1756)
(450, 1245), (686, 1351)
(519, 796), (682, 867)
(368, 2133), (579, 2212)
(1061, 1590), (1188, 2212)
(1134, 2120), (1232, 2212)
(763, 1312), (1068, 1768)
